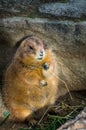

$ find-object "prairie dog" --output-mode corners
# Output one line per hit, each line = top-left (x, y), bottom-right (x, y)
(4, 35), (58, 124)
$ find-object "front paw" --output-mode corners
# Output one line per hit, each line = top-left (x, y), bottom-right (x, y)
(40, 80), (48, 87)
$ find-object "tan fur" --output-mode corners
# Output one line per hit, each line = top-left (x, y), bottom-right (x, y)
(3, 36), (58, 123)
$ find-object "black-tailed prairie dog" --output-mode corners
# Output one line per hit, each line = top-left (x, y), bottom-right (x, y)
(3, 35), (58, 125)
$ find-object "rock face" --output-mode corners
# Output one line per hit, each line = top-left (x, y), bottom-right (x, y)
(0, 0), (39, 14)
(0, 17), (86, 97)
(0, 0), (39, 8)
(39, 0), (86, 18)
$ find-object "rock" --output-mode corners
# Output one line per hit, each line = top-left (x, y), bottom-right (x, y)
(39, 0), (86, 18)
(0, 17), (86, 95)
(0, 0), (39, 7)
(0, 0), (39, 14)
(58, 107), (86, 130)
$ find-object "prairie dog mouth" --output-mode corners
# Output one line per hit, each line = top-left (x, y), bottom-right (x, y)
(36, 50), (46, 60)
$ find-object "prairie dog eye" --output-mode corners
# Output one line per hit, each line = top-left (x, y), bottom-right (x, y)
(29, 45), (33, 50)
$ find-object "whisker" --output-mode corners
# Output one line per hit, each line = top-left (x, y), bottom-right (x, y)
(49, 70), (73, 100)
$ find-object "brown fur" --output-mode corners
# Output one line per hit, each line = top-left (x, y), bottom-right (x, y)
(3, 36), (58, 124)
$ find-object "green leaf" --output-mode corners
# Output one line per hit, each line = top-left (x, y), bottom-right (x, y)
(3, 111), (10, 117)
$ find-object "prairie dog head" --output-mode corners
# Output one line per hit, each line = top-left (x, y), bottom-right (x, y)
(14, 36), (48, 64)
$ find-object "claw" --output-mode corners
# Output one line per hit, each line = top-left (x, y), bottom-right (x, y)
(26, 118), (37, 127)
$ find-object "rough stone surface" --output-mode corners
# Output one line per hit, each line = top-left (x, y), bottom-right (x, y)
(0, 0), (39, 13)
(0, 17), (86, 97)
(39, 0), (86, 18)
(58, 107), (86, 130)
(0, 0), (39, 7)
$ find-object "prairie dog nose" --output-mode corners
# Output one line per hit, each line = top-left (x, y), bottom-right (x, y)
(36, 49), (45, 60)
(40, 50), (44, 56)
(40, 50), (43, 54)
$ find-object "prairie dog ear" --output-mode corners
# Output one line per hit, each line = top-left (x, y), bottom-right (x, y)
(14, 35), (33, 49)
(13, 35), (34, 53)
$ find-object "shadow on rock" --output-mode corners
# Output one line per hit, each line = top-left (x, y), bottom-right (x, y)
(0, 28), (14, 89)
